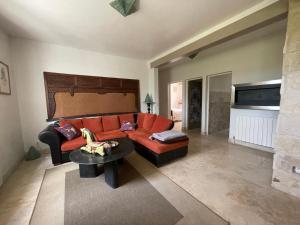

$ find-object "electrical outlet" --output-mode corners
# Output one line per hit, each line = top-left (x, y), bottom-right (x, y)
(293, 166), (300, 175)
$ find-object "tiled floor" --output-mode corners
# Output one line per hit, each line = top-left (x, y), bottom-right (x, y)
(0, 152), (53, 225)
(0, 131), (300, 225)
(159, 130), (300, 225)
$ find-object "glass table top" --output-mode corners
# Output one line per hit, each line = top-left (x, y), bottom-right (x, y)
(69, 138), (134, 165)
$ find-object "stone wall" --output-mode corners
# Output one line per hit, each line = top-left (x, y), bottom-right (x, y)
(208, 91), (231, 134)
(208, 73), (232, 134)
(272, 0), (300, 198)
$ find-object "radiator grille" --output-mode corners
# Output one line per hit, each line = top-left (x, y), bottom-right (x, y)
(235, 116), (277, 147)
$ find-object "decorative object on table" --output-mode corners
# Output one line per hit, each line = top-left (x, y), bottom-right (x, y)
(110, 0), (136, 17)
(83, 142), (107, 156)
(80, 128), (105, 156)
(80, 128), (119, 156)
(104, 143), (112, 155)
(0, 61), (11, 95)
(120, 121), (135, 131)
(25, 146), (41, 161)
(81, 128), (96, 143)
(107, 140), (119, 148)
(54, 124), (80, 140)
(144, 93), (155, 114)
(104, 141), (119, 155)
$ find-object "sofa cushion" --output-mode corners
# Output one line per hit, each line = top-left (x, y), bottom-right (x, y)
(126, 128), (151, 141)
(143, 114), (157, 131)
(119, 113), (135, 124)
(102, 115), (120, 131)
(60, 119), (83, 130)
(61, 136), (86, 152)
(134, 135), (188, 154)
(82, 117), (103, 133)
(95, 130), (127, 141)
(137, 113), (146, 128)
(150, 115), (173, 133)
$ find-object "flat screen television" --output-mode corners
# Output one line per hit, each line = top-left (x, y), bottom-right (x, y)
(232, 79), (281, 110)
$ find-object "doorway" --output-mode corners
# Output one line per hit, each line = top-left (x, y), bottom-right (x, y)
(169, 82), (183, 130)
(187, 79), (202, 130)
(206, 73), (232, 137)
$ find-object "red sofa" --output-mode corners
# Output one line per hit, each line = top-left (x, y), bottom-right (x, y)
(39, 113), (189, 167)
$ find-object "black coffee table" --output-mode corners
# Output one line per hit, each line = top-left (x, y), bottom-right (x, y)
(69, 138), (134, 189)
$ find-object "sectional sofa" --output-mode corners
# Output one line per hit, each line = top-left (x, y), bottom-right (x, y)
(39, 113), (189, 167)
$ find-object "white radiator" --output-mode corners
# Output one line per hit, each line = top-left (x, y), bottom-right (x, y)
(235, 116), (277, 148)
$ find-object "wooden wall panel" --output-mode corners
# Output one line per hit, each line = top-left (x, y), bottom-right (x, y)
(44, 72), (140, 121)
(53, 93), (137, 118)
(45, 74), (75, 87)
(102, 77), (122, 89)
(76, 76), (100, 88)
(122, 79), (139, 89)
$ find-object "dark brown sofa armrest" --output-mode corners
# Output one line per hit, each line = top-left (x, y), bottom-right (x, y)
(38, 124), (65, 165)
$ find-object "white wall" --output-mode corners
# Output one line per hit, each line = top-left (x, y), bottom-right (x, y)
(158, 20), (286, 134)
(147, 67), (159, 113)
(11, 39), (149, 151)
(0, 30), (24, 186)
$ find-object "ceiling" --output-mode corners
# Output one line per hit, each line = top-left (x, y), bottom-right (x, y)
(0, 0), (265, 60)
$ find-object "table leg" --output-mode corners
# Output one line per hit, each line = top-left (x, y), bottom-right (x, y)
(79, 164), (98, 178)
(104, 161), (119, 189)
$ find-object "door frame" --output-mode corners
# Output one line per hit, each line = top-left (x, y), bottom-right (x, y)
(168, 81), (184, 121)
(205, 71), (232, 134)
(185, 77), (204, 132)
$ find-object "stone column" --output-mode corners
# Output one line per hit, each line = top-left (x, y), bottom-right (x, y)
(272, 0), (300, 198)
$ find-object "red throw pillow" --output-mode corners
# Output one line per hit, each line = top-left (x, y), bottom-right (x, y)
(119, 114), (135, 124)
(143, 114), (157, 131)
(60, 119), (83, 130)
(82, 117), (103, 133)
(102, 115), (120, 131)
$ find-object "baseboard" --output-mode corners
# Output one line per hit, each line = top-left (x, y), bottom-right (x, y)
(1, 153), (25, 187)
(228, 138), (275, 153)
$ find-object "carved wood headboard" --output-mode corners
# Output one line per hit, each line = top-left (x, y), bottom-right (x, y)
(44, 72), (140, 121)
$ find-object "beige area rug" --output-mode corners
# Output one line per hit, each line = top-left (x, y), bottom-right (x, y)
(30, 153), (228, 225)
(64, 162), (182, 225)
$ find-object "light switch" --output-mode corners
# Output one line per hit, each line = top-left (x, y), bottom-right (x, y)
(292, 166), (300, 175)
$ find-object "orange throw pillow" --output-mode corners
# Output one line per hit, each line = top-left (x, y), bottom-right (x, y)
(82, 117), (103, 133)
(119, 114), (135, 124)
(150, 115), (173, 133)
(60, 119), (83, 130)
(137, 113), (146, 128)
(143, 114), (157, 131)
(102, 115), (120, 131)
